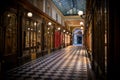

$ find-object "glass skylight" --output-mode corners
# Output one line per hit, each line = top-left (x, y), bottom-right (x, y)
(52, 0), (86, 16)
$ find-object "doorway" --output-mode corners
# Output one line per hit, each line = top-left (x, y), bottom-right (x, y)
(77, 36), (82, 44)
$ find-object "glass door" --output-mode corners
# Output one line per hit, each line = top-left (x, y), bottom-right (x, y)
(3, 11), (17, 70)
(22, 18), (37, 58)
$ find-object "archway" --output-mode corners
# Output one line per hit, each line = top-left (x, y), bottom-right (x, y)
(72, 28), (83, 46)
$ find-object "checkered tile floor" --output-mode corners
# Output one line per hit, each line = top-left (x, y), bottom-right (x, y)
(5, 46), (92, 80)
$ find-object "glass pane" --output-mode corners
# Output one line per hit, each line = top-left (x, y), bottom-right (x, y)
(25, 31), (30, 47)
(0, 27), (2, 54)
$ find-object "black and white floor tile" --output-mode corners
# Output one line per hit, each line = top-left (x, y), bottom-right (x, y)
(5, 46), (92, 80)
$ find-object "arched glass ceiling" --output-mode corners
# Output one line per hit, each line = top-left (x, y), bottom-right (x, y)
(52, 0), (86, 16)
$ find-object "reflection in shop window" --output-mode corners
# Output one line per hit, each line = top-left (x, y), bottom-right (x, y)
(4, 12), (17, 55)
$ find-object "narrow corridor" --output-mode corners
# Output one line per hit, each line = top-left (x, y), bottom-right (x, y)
(0, 0), (119, 80)
(5, 46), (95, 80)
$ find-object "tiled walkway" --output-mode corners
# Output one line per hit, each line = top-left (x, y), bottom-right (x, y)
(5, 46), (95, 80)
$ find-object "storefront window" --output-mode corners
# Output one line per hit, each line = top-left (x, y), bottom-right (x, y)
(22, 18), (38, 54)
(4, 12), (17, 55)
(44, 24), (48, 50)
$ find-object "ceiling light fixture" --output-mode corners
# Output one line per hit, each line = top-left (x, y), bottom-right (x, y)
(78, 10), (83, 16)
(27, 12), (33, 17)
(80, 22), (84, 26)
(80, 27), (84, 29)
(48, 22), (52, 25)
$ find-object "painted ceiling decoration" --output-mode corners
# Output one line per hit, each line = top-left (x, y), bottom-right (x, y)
(52, 0), (86, 16)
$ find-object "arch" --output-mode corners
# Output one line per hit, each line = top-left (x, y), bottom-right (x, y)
(72, 27), (83, 46)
